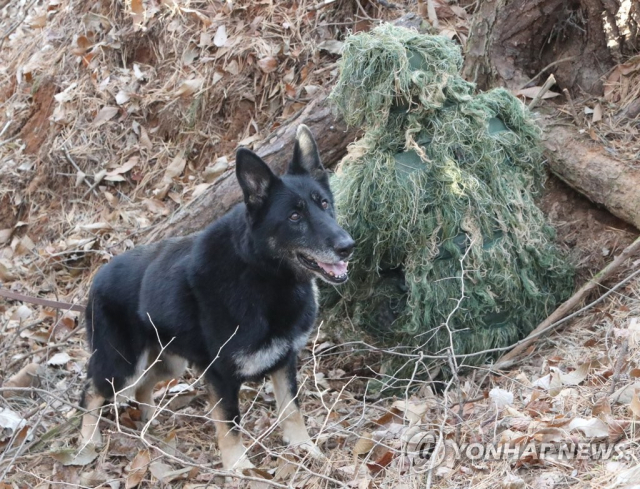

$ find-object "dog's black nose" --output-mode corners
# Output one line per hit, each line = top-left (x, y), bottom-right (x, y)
(334, 238), (355, 259)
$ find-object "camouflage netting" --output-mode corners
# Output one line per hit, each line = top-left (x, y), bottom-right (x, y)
(324, 24), (574, 370)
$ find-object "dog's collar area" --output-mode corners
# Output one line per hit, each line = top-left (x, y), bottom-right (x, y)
(297, 253), (348, 283)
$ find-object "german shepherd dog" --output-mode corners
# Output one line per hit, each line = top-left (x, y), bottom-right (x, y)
(80, 125), (354, 469)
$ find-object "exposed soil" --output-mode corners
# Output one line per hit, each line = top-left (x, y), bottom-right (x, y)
(541, 173), (639, 281)
(17, 78), (56, 156)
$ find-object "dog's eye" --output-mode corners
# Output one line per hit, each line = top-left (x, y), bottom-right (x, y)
(321, 200), (329, 210)
(289, 212), (301, 222)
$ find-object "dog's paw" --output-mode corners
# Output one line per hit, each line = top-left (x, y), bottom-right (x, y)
(79, 429), (103, 448)
(233, 455), (256, 471)
(221, 456), (256, 486)
(296, 440), (326, 461)
(222, 451), (255, 472)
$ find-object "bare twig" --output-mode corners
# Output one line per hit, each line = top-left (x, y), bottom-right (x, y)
(63, 147), (99, 197)
(519, 56), (577, 89)
(0, 120), (11, 138)
(528, 74), (557, 110)
(563, 88), (582, 125)
(609, 339), (630, 396)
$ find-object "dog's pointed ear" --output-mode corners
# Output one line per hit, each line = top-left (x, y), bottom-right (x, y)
(289, 124), (328, 185)
(236, 148), (277, 208)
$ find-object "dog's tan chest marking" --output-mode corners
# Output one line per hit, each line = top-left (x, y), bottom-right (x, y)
(234, 338), (290, 377)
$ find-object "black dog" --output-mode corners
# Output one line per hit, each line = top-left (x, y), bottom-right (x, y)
(80, 125), (354, 469)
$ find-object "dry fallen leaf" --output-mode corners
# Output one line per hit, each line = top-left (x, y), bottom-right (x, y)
(353, 432), (375, 456)
(0, 260), (15, 281)
(613, 464), (640, 487)
(133, 63), (145, 80)
(79, 222), (111, 233)
(592, 103), (602, 123)
(619, 55), (640, 76)
(126, 449), (151, 489)
(257, 57), (278, 73)
(604, 67), (621, 102)
(191, 183), (212, 199)
(158, 153), (186, 189)
(139, 125), (152, 150)
(0, 228), (12, 245)
(93, 106), (119, 126)
(549, 370), (563, 397)
(116, 90), (131, 105)
(143, 198), (170, 216)
(104, 157), (139, 181)
(29, 14), (47, 28)
(593, 398), (612, 416)
(391, 400), (430, 425)
(213, 24), (227, 47)
(19, 234), (36, 253)
(80, 469), (109, 487)
(175, 78), (204, 97)
(131, 0), (144, 25)
(532, 427), (565, 443)
(366, 449), (394, 475)
(199, 31), (213, 47)
(50, 445), (99, 466)
(560, 362), (591, 386)
(317, 39), (343, 55)
(567, 417), (609, 438)
(149, 461), (191, 483)
(516, 86), (561, 99)
(629, 390), (640, 418)
(373, 407), (404, 426)
(203, 157), (229, 183)
(0, 407), (26, 431)
(2, 363), (40, 397)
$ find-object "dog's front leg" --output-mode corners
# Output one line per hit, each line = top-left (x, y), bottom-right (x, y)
(80, 382), (105, 446)
(270, 359), (323, 460)
(206, 378), (254, 471)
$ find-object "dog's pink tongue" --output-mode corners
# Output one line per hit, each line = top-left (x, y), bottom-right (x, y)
(317, 260), (348, 276)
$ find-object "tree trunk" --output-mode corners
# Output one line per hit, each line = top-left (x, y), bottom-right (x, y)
(144, 95), (358, 243)
(462, 0), (615, 95)
(540, 118), (640, 230)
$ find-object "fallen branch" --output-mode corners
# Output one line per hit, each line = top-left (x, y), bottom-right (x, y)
(540, 118), (640, 230)
(0, 286), (85, 313)
(493, 235), (640, 369)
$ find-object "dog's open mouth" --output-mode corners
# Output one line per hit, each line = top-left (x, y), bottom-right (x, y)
(297, 254), (349, 283)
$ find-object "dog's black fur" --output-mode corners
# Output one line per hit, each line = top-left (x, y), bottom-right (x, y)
(81, 125), (353, 467)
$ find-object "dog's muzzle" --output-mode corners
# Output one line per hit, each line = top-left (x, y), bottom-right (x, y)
(297, 253), (349, 284)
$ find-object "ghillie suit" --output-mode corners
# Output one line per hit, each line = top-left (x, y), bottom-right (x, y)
(325, 25), (574, 377)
